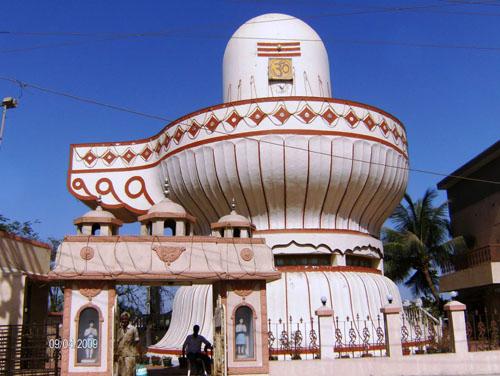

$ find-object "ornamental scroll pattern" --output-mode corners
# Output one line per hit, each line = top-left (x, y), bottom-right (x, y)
(80, 246), (95, 261)
(231, 281), (256, 297)
(79, 282), (104, 300)
(240, 248), (254, 261)
(152, 246), (186, 266)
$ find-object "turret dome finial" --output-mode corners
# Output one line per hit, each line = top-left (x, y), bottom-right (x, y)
(231, 197), (236, 212)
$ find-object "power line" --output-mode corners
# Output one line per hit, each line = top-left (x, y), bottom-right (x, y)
(4, 32), (500, 54)
(2, 0), (500, 41)
(0, 77), (169, 122)
(3, 2), (500, 54)
(1, 76), (498, 186)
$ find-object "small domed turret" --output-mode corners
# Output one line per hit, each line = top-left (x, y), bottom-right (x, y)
(138, 179), (195, 236)
(74, 198), (123, 236)
(211, 199), (255, 238)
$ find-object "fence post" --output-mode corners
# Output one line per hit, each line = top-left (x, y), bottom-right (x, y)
(314, 303), (335, 359)
(380, 304), (403, 358)
(443, 300), (468, 354)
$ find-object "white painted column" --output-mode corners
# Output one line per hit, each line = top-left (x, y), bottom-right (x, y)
(444, 300), (468, 354)
(315, 304), (335, 359)
(380, 304), (403, 358)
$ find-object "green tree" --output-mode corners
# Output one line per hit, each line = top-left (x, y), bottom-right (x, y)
(0, 214), (40, 239)
(382, 189), (465, 304)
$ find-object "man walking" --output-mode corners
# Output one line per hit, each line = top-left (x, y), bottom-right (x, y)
(182, 325), (212, 376)
(115, 312), (140, 376)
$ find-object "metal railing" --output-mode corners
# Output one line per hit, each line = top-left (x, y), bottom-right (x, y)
(333, 314), (386, 358)
(442, 245), (499, 274)
(400, 310), (450, 355)
(466, 308), (500, 352)
(267, 317), (319, 360)
(0, 324), (61, 375)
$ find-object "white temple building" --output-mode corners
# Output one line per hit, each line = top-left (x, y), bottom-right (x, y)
(66, 13), (408, 355)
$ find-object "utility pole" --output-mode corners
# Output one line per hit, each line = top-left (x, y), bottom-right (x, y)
(1, 97), (18, 145)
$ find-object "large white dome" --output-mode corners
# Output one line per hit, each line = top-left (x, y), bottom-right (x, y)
(223, 13), (331, 102)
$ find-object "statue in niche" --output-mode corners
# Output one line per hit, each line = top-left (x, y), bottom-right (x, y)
(234, 305), (254, 359)
(84, 320), (98, 361)
(235, 318), (248, 356)
(77, 307), (100, 364)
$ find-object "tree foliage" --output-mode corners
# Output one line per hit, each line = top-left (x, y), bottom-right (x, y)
(382, 189), (466, 305)
(0, 214), (40, 240)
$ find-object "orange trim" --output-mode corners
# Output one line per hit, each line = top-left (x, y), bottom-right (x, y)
(62, 234), (265, 244)
(257, 47), (301, 52)
(211, 221), (255, 230)
(73, 217), (123, 226)
(147, 348), (183, 355)
(0, 230), (51, 249)
(68, 97), (405, 148)
(276, 265), (382, 274)
(254, 228), (377, 237)
(47, 272), (281, 281)
(73, 302), (103, 368)
(231, 303), (257, 362)
(61, 287), (73, 376)
(107, 286), (115, 375)
(258, 53), (301, 57)
(124, 176), (155, 205)
(227, 366), (268, 374)
(69, 129), (407, 176)
(260, 281), (269, 373)
(137, 211), (196, 223)
(270, 348), (319, 355)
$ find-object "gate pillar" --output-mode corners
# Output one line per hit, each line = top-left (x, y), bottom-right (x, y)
(214, 280), (269, 376)
(60, 282), (115, 376)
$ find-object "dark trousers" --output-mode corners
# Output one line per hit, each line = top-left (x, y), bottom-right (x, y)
(187, 352), (210, 369)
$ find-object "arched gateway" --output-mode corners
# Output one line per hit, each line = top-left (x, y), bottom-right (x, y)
(49, 193), (279, 376)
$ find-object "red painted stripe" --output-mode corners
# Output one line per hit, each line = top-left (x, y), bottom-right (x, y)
(257, 53), (301, 57)
(257, 47), (301, 52)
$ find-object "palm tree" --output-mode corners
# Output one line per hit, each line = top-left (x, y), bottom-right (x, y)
(382, 189), (465, 303)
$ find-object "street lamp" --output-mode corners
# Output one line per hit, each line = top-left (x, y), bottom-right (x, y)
(387, 293), (393, 304)
(1, 97), (18, 145)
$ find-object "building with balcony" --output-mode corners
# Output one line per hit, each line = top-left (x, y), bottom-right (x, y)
(438, 141), (500, 313)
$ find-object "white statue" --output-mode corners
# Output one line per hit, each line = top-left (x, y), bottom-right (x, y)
(83, 320), (98, 361)
(235, 318), (248, 356)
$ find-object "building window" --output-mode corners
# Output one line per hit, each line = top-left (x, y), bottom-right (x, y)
(91, 224), (100, 236)
(274, 254), (331, 267)
(345, 255), (374, 268)
(164, 220), (176, 236)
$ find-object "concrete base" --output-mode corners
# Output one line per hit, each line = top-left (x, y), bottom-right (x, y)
(270, 350), (500, 376)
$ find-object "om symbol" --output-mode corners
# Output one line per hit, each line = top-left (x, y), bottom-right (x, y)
(269, 58), (293, 80)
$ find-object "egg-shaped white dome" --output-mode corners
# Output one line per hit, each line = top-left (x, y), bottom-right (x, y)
(223, 13), (331, 102)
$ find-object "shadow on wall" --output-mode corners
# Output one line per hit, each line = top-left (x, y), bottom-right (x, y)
(0, 232), (51, 325)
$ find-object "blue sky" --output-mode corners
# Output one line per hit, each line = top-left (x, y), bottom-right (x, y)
(1, 0), (499, 244)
